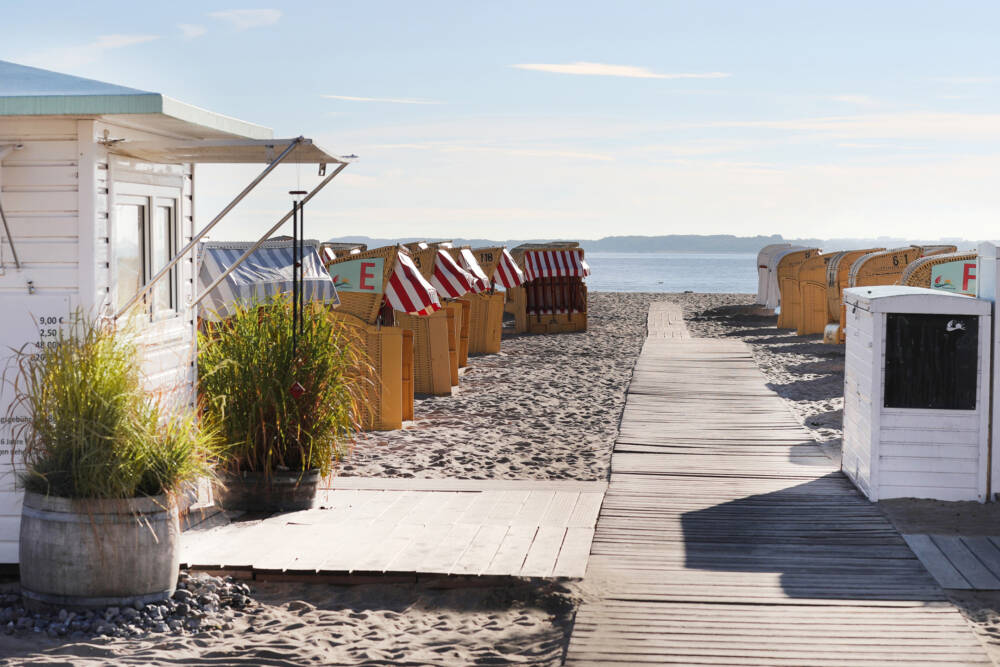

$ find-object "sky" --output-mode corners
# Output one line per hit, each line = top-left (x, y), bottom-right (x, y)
(3, 1), (1000, 242)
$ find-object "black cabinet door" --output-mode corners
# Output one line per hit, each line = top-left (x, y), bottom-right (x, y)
(884, 313), (978, 410)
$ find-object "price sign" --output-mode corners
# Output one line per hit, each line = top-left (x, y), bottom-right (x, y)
(0, 295), (71, 562)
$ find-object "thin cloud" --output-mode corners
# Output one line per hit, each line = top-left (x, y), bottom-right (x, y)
(511, 62), (731, 80)
(178, 24), (207, 39)
(322, 94), (443, 105)
(362, 142), (612, 161)
(830, 94), (878, 106)
(25, 33), (159, 69)
(930, 76), (999, 85)
(209, 9), (282, 30)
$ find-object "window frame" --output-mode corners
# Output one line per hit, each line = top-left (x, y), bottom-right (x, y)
(111, 181), (182, 323)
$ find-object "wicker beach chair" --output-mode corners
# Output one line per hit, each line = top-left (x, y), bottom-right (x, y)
(833, 244), (958, 344)
(900, 251), (978, 292)
(325, 245), (427, 427)
(397, 243), (476, 394)
(796, 252), (838, 335)
(465, 247), (508, 354)
(775, 248), (820, 330)
(822, 247), (884, 344)
(508, 243), (590, 335)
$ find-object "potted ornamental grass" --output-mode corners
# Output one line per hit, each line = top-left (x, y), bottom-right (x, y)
(198, 296), (362, 512)
(8, 314), (219, 608)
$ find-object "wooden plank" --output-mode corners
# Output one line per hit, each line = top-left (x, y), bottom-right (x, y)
(541, 491), (580, 527)
(520, 525), (566, 577)
(931, 535), (1000, 589)
(484, 524), (536, 575)
(961, 536), (1000, 580)
(450, 524), (508, 575)
(553, 527), (595, 578)
(418, 523), (481, 573)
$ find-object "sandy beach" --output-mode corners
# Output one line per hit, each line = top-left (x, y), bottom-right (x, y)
(4, 291), (1000, 665)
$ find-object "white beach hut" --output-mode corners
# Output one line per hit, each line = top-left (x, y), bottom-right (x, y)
(841, 286), (991, 502)
(755, 243), (791, 308)
(0, 60), (352, 562)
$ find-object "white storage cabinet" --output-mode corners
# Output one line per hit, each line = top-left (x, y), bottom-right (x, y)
(842, 285), (991, 502)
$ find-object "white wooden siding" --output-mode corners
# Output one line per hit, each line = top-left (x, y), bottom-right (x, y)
(0, 119), (79, 298)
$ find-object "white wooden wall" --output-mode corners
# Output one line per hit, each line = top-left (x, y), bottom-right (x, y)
(842, 303), (876, 498)
(0, 117), (198, 562)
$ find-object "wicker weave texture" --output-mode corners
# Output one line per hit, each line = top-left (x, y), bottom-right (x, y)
(472, 247), (505, 279)
(329, 311), (405, 431)
(469, 292), (505, 354)
(445, 305), (459, 386)
(775, 249), (819, 329)
(456, 299), (471, 366)
(326, 245), (399, 324)
(901, 252), (977, 287)
(401, 330), (414, 421)
(826, 248), (883, 322)
(396, 310), (452, 395)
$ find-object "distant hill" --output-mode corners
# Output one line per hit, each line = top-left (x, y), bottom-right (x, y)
(326, 234), (978, 253)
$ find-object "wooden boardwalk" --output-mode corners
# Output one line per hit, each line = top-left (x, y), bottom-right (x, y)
(566, 304), (989, 666)
(181, 479), (604, 579)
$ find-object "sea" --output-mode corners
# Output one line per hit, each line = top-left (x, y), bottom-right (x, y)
(584, 252), (757, 294)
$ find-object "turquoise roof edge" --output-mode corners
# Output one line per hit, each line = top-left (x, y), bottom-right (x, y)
(0, 93), (273, 140)
(0, 93), (163, 116)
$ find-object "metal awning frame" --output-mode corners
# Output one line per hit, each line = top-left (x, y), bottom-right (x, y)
(192, 161), (349, 309)
(115, 136), (349, 319)
(0, 143), (24, 271)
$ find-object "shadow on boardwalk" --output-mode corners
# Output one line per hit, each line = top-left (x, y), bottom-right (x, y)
(680, 473), (945, 601)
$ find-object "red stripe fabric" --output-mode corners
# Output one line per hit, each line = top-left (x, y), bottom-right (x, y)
(384, 252), (441, 315)
(493, 249), (525, 288)
(430, 249), (475, 298)
(523, 250), (590, 281)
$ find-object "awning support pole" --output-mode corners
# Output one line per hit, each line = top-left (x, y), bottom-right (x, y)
(114, 137), (304, 319)
(192, 161), (348, 309)
(0, 144), (24, 271)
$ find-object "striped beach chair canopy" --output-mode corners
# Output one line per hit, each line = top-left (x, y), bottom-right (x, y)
(493, 248), (525, 289)
(405, 241), (478, 299)
(384, 250), (441, 315)
(522, 248), (591, 281)
(197, 239), (339, 321)
(455, 248), (491, 293)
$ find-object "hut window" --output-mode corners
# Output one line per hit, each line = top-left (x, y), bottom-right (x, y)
(114, 200), (144, 312)
(151, 203), (177, 316)
(113, 193), (178, 318)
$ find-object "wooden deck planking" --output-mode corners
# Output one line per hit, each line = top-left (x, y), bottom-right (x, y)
(182, 481), (604, 578)
(566, 304), (990, 666)
(904, 534), (1000, 590)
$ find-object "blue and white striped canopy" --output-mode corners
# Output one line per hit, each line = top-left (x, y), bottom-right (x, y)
(197, 239), (340, 321)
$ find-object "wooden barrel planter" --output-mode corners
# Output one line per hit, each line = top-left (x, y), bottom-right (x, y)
(218, 469), (320, 512)
(19, 492), (180, 608)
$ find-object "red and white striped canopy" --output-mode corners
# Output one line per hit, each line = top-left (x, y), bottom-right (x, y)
(493, 248), (525, 289)
(523, 249), (590, 281)
(457, 248), (491, 293)
(430, 249), (476, 298)
(384, 252), (441, 316)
